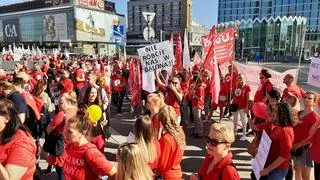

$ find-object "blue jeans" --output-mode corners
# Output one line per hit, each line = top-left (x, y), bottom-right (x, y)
(267, 168), (288, 180)
(56, 166), (64, 180)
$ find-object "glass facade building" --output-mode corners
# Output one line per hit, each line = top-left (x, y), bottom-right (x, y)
(218, 0), (320, 58)
(217, 16), (306, 61)
(0, 1), (126, 56)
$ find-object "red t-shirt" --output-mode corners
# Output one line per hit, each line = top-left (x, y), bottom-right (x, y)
(111, 75), (127, 92)
(311, 116), (320, 163)
(294, 111), (319, 143)
(254, 80), (273, 103)
(204, 79), (211, 98)
(63, 143), (114, 180)
(192, 85), (205, 110)
(158, 128), (185, 179)
(232, 84), (251, 109)
(198, 153), (240, 180)
(166, 88), (183, 116)
(149, 140), (161, 170)
(266, 126), (294, 168)
(282, 84), (305, 100)
(74, 68), (86, 90)
(152, 114), (163, 135)
(181, 82), (189, 98)
(0, 130), (36, 180)
(60, 78), (74, 94)
(224, 72), (238, 92)
(42, 64), (49, 73)
(33, 71), (44, 81)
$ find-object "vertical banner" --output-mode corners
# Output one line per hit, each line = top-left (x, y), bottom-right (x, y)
(43, 13), (67, 41)
(214, 29), (235, 64)
(307, 58), (320, 88)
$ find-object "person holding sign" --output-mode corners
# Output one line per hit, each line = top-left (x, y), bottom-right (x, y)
(251, 102), (297, 180)
(155, 74), (183, 125)
(190, 123), (240, 180)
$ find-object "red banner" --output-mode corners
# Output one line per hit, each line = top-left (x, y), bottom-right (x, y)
(214, 29), (235, 64)
(175, 31), (183, 71)
(129, 60), (142, 106)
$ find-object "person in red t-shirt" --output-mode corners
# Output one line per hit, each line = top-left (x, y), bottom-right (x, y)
(254, 69), (273, 103)
(156, 74), (184, 125)
(111, 69), (127, 113)
(250, 102), (296, 179)
(157, 105), (186, 179)
(135, 116), (161, 171)
(201, 70), (213, 122)
(190, 123), (240, 180)
(292, 92), (320, 180)
(282, 74), (305, 100)
(46, 92), (78, 178)
(59, 70), (74, 94)
(146, 93), (165, 140)
(232, 74), (251, 141)
(0, 99), (36, 180)
(74, 63), (86, 95)
(191, 78), (205, 138)
(117, 143), (154, 180)
(63, 109), (116, 180)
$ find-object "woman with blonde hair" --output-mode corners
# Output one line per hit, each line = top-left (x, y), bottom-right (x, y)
(135, 115), (161, 170)
(45, 91), (78, 179)
(117, 143), (154, 180)
(157, 105), (186, 179)
(190, 123), (240, 180)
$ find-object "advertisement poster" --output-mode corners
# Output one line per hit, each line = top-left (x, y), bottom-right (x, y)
(2, 18), (20, 42)
(43, 13), (67, 41)
(75, 8), (106, 42)
(75, 8), (126, 43)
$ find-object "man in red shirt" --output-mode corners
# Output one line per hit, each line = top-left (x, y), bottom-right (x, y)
(74, 62), (86, 95)
(111, 69), (127, 113)
(192, 79), (205, 138)
(282, 73), (305, 100)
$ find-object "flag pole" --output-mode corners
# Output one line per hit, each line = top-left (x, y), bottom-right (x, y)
(296, 18), (307, 84)
(228, 27), (237, 108)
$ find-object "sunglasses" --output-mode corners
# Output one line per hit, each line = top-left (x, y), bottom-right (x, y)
(206, 136), (228, 147)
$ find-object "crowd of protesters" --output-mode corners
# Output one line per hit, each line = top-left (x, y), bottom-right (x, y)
(0, 53), (319, 180)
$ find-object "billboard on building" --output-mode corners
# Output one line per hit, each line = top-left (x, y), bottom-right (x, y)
(2, 19), (20, 42)
(76, 0), (105, 10)
(75, 8), (125, 43)
(43, 13), (67, 41)
(75, 8), (106, 42)
(45, 0), (71, 7)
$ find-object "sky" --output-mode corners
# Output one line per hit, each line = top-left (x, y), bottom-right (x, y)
(1, 0), (217, 28)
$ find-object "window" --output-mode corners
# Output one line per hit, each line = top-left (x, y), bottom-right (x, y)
(303, 3), (311, 11)
(282, 6), (289, 12)
(289, 5), (296, 11)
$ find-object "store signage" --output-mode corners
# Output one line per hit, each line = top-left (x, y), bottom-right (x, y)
(2, 19), (20, 42)
(77, 0), (104, 10)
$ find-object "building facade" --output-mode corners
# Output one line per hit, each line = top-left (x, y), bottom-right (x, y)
(0, 0), (125, 56)
(218, 0), (320, 58)
(127, 0), (192, 46)
(190, 20), (210, 52)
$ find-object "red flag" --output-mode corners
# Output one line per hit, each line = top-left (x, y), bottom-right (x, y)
(211, 58), (220, 105)
(202, 38), (216, 72)
(129, 60), (142, 106)
(175, 31), (183, 71)
(209, 25), (217, 37)
(193, 51), (201, 66)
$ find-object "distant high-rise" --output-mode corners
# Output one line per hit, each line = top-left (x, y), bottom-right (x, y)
(127, 0), (192, 45)
(218, 0), (320, 58)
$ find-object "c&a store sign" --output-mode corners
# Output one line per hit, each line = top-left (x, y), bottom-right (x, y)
(2, 18), (20, 42)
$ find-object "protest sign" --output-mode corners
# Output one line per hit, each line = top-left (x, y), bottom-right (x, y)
(307, 58), (320, 88)
(137, 41), (175, 73)
(234, 62), (298, 100)
(252, 130), (272, 180)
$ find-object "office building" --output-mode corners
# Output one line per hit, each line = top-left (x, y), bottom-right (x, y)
(0, 0), (126, 56)
(127, 0), (192, 46)
(218, 0), (320, 59)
